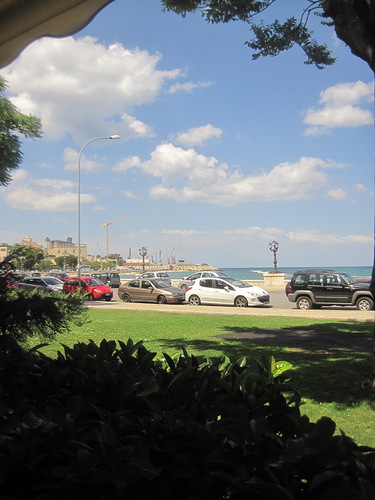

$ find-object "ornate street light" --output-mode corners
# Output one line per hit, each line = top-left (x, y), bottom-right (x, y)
(77, 135), (120, 284)
(138, 246), (148, 271)
(268, 240), (279, 272)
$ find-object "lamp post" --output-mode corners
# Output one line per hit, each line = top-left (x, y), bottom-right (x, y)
(138, 246), (148, 271)
(77, 135), (120, 284)
(268, 240), (279, 272)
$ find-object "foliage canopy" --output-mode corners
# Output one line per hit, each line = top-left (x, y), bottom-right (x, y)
(162, 0), (375, 71)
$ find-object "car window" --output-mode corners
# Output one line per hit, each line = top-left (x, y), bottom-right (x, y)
(308, 274), (323, 286)
(339, 273), (356, 285)
(224, 278), (250, 288)
(43, 277), (60, 285)
(110, 273), (119, 278)
(160, 273), (169, 278)
(151, 280), (168, 288)
(85, 278), (103, 286)
(200, 279), (214, 288)
(325, 274), (340, 285)
(129, 280), (140, 288)
(142, 280), (152, 289)
(294, 274), (306, 286)
(189, 273), (200, 280)
(214, 279), (228, 290)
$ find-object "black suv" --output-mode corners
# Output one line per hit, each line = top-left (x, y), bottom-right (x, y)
(285, 269), (373, 310)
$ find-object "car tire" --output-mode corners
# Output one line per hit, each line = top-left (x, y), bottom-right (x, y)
(157, 295), (167, 304)
(189, 295), (201, 306)
(105, 297), (112, 301)
(121, 293), (132, 303)
(296, 296), (313, 310)
(356, 297), (374, 311)
(234, 296), (248, 307)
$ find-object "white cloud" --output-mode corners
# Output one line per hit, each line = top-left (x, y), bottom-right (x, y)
(327, 188), (348, 200)
(63, 147), (105, 173)
(174, 124), (223, 147)
(3, 170), (95, 211)
(304, 81), (374, 135)
(1, 36), (181, 142)
(167, 81), (215, 94)
(114, 143), (342, 206)
(287, 230), (373, 245)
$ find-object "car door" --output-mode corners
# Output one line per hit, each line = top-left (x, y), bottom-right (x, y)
(212, 279), (236, 304)
(197, 278), (217, 304)
(324, 273), (351, 304)
(306, 273), (326, 303)
(139, 280), (155, 302)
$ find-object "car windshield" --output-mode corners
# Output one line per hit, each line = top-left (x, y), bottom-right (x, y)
(150, 279), (169, 288)
(43, 277), (62, 285)
(223, 278), (252, 288)
(85, 278), (104, 286)
(339, 273), (357, 285)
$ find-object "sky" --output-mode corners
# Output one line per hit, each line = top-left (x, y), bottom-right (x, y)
(0, 0), (374, 269)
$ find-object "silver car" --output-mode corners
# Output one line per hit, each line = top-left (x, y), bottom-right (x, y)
(18, 276), (64, 293)
(118, 278), (185, 304)
(178, 270), (230, 290)
(137, 271), (171, 285)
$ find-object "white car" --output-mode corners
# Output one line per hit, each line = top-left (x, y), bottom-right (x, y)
(178, 270), (230, 290)
(185, 277), (270, 307)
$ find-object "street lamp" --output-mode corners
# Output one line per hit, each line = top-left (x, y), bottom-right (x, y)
(138, 246), (148, 271)
(268, 240), (279, 272)
(77, 135), (120, 283)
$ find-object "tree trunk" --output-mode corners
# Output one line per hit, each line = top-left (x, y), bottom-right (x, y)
(323, 0), (375, 72)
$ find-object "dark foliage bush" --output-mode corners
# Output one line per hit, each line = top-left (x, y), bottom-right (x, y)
(0, 339), (374, 499)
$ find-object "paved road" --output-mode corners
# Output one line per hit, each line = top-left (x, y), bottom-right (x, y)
(88, 291), (375, 322)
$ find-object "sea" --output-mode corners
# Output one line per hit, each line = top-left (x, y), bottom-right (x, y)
(120, 266), (373, 281)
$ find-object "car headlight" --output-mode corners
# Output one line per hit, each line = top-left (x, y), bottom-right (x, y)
(93, 288), (102, 293)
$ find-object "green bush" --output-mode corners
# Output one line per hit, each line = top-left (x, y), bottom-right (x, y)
(0, 339), (374, 499)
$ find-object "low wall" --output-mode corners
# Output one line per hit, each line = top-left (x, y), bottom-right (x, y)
(170, 279), (287, 292)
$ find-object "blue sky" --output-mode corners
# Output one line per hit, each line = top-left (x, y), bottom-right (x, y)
(0, 0), (374, 268)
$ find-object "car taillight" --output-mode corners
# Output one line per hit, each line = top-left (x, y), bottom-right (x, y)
(285, 283), (292, 294)
(186, 286), (192, 292)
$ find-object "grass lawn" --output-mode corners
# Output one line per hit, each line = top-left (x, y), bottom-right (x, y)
(37, 308), (375, 448)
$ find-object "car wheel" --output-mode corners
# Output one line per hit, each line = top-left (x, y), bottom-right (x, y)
(189, 295), (201, 306)
(234, 296), (248, 307)
(121, 293), (132, 303)
(105, 297), (112, 301)
(356, 297), (374, 311)
(296, 296), (313, 310)
(157, 295), (167, 304)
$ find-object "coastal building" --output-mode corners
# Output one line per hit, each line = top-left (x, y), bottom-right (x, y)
(45, 237), (87, 260)
(21, 235), (43, 250)
(0, 243), (12, 262)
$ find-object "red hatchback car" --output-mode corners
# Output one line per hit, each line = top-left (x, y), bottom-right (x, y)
(63, 277), (113, 301)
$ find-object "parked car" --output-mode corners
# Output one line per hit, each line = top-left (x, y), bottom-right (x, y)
(285, 269), (374, 310)
(0, 274), (21, 290)
(185, 277), (270, 307)
(63, 277), (113, 301)
(118, 278), (185, 304)
(92, 272), (121, 288)
(47, 272), (69, 282)
(137, 271), (172, 285)
(178, 270), (231, 290)
(18, 276), (64, 293)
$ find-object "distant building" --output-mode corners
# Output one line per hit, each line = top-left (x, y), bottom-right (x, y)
(21, 235), (43, 250)
(45, 237), (87, 260)
(124, 258), (150, 269)
(0, 243), (12, 262)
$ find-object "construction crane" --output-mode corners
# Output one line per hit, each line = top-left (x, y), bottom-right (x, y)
(102, 216), (129, 258)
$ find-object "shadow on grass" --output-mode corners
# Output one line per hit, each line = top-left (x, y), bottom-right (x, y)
(155, 321), (375, 408)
